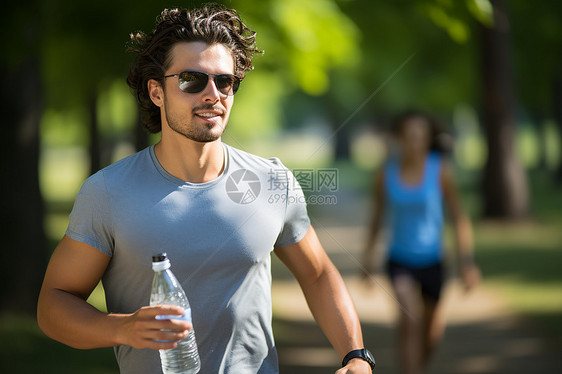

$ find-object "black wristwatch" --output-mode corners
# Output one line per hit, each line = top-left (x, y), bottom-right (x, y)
(342, 348), (376, 370)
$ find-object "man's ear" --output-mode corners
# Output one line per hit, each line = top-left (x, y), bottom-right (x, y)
(148, 79), (164, 107)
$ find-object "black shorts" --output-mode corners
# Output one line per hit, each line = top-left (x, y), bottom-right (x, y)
(386, 260), (444, 302)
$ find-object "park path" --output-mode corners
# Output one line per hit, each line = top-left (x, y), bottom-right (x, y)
(271, 189), (561, 374)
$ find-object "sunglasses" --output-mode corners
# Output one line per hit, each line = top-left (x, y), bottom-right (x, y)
(164, 71), (241, 96)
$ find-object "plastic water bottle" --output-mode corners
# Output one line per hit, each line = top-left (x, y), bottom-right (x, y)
(150, 253), (201, 374)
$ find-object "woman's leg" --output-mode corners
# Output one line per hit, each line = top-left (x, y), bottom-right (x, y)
(392, 273), (423, 374)
(419, 262), (446, 369)
(421, 296), (445, 369)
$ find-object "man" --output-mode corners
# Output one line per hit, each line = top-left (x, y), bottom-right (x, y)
(37, 4), (375, 374)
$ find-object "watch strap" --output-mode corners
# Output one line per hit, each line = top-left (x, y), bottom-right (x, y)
(342, 348), (375, 370)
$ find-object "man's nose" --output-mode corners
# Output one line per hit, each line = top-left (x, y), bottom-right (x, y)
(202, 77), (221, 102)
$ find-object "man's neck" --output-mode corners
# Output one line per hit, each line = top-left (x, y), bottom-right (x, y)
(154, 136), (224, 184)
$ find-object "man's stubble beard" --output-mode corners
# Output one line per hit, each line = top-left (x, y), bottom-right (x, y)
(163, 97), (227, 143)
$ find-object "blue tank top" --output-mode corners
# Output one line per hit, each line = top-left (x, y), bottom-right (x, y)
(384, 152), (444, 268)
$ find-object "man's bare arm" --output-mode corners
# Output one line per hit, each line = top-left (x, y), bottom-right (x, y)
(275, 226), (371, 373)
(37, 235), (190, 350)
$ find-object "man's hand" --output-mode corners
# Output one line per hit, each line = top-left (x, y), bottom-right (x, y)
(336, 358), (373, 373)
(117, 305), (191, 350)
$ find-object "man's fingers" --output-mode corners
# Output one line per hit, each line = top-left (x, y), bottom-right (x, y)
(138, 318), (192, 333)
(139, 305), (185, 317)
(148, 328), (189, 342)
(143, 338), (179, 350)
(124, 305), (193, 350)
(136, 305), (191, 329)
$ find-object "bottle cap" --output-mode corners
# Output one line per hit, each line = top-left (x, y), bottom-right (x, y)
(152, 253), (168, 262)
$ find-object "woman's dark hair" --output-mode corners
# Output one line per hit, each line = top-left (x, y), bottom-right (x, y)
(391, 109), (453, 154)
(126, 3), (261, 133)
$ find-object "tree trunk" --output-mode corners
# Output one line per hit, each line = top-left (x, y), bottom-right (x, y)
(480, 0), (529, 219)
(554, 75), (562, 184)
(0, 58), (47, 314)
(334, 125), (351, 161)
(326, 94), (350, 161)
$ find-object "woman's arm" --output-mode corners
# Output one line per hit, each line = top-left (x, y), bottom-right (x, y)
(440, 162), (481, 291)
(362, 171), (386, 276)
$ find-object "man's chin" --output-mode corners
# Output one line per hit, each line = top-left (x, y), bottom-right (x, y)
(183, 130), (223, 143)
(167, 119), (226, 143)
(192, 136), (221, 143)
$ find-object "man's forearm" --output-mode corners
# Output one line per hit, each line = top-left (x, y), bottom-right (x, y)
(301, 264), (364, 358)
(37, 288), (127, 349)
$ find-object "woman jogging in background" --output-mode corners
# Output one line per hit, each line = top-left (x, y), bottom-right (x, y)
(361, 109), (481, 374)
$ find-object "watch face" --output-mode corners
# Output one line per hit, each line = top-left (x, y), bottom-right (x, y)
(360, 349), (375, 368)
(365, 349), (375, 364)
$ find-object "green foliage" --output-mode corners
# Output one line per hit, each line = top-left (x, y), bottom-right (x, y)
(420, 1), (472, 43)
(333, 0), (480, 118)
(266, 0), (360, 95)
(97, 80), (138, 136)
(40, 148), (88, 203)
(36, 0), (363, 146)
(509, 1), (562, 113)
(542, 121), (562, 169)
(41, 108), (89, 147)
(224, 0), (362, 136)
(227, 71), (286, 140)
(466, 0), (494, 26)
(32, 0), (562, 149)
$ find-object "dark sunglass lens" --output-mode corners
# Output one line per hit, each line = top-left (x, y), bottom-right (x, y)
(215, 74), (236, 95)
(178, 72), (208, 93)
(231, 79), (240, 94)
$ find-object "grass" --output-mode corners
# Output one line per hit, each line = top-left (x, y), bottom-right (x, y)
(475, 220), (562, 337)
(0, 313), (119, 373)
(472, 172), (562, 338)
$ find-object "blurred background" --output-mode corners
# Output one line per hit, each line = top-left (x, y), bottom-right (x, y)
(1, 0), (561, 373)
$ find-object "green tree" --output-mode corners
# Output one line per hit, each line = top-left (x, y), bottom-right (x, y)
(508, 0), (562, 179)
(339, 0), (537, 219)
(480, 0), (529, 218)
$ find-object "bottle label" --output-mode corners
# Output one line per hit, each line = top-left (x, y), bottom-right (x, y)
(155, 307), (192, 323)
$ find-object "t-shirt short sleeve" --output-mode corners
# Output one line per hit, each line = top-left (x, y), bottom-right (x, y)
(65, 170), (114, 256)
(272, 159), (311, 247)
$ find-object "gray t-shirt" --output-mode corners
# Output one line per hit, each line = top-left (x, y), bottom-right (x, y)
(66, 143), (310, 374)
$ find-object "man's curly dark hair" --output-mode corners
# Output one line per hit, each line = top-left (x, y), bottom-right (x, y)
(127, 3), (261, 133)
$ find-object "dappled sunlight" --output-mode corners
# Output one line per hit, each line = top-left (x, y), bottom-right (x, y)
(40, 147), (88, 202)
